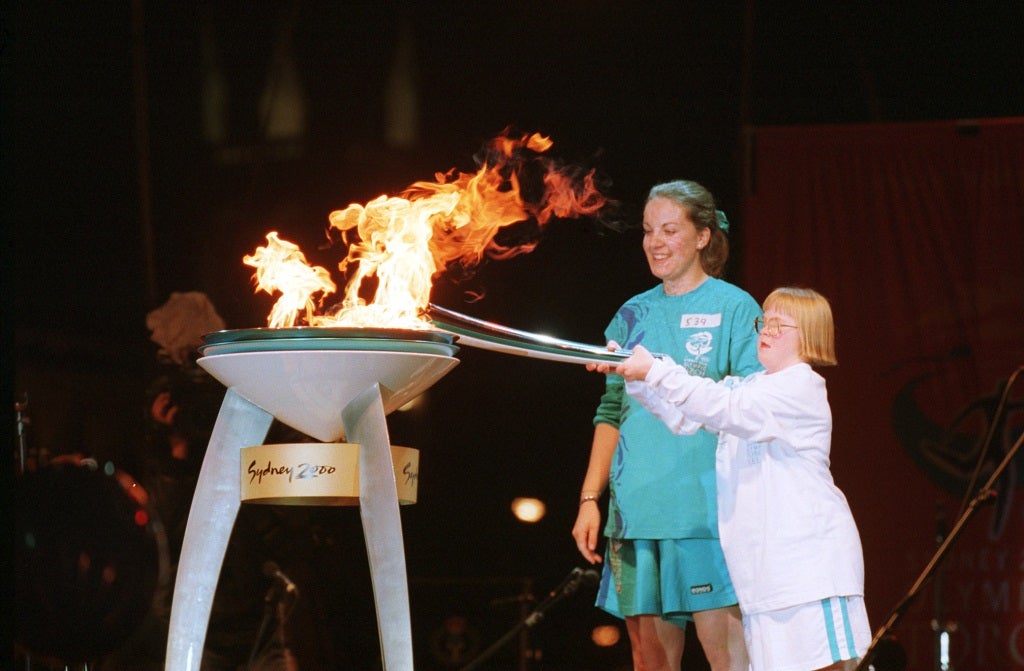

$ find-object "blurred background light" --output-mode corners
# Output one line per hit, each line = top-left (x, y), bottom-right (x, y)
(511, 497), (546, 523)
(590, 623), (621, 648)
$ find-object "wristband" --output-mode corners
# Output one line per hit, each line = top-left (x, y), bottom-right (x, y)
(579, 494), (600, 506)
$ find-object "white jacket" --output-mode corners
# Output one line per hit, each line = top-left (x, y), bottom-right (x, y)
(628, 361), (865, 614)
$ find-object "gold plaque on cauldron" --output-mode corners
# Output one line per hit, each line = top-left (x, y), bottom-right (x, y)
(240, 443), (419, 506)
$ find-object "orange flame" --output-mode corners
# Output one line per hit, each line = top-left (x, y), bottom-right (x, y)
(245, 130), (608, 329)
(243, 232), (337, 328)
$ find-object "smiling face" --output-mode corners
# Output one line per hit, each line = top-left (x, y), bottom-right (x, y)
(756, 308), (805, 373)
(642, 197), (710, 295)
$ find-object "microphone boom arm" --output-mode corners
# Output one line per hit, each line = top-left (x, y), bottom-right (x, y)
(460, 568), (598, 671)
(856, 395), (1023, 671)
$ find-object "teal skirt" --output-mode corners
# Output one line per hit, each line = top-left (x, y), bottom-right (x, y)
(596, 537), (739, 626)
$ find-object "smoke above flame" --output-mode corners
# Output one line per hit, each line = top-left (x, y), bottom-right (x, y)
(244, 130), (609, 329)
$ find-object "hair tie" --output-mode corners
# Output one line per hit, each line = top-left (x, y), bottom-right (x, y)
(715, 209), (730, 233)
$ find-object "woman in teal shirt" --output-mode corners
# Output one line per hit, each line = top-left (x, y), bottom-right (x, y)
(572, 180), (761, 671)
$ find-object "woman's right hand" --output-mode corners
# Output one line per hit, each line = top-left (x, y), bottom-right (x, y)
(572, 501), (604, 564)
(586, 340), (622, 374)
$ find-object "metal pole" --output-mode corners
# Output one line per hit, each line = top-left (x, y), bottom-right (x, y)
(131, 0), (158, 307)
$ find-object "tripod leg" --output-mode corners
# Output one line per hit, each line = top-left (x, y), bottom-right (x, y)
(166, 389), (274, 671)
(343, 383), (414, 671)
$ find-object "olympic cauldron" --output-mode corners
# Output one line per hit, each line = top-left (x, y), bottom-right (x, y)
(166, 325), (458, 671)
(165, 309), (630, 671)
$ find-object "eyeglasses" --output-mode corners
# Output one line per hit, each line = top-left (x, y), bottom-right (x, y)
(753, 316), (799, 337)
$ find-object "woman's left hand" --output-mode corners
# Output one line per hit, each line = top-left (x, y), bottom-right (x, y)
(586, 341), (622, 373)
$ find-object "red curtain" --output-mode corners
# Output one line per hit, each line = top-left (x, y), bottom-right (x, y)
(741, 118), (1024, 670)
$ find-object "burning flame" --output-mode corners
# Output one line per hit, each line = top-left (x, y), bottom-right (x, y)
(243, 232), (337, 329)
(245, 130), (608, 329)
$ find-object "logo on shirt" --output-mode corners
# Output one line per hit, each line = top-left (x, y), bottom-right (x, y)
(690, 584), (714, 595)
(685, 331), (714, 358)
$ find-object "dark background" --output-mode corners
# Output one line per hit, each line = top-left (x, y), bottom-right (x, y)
(4, 2), (1022, 669)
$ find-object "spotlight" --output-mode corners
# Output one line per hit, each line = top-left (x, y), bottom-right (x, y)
(590, 624), (621, 647)
(510, 497), (546, 523)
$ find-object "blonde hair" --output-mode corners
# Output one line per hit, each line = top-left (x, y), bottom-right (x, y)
(762, 287), (837, 366)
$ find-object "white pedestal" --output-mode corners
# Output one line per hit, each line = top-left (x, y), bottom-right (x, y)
(165, 383), (414, 671)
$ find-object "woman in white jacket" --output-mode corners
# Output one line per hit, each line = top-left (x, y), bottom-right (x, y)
(598, 287), (870, 671)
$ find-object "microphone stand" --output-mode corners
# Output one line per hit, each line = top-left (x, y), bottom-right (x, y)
(461, 569), (596, 671)
(14, 396), (37, 671)
(857, 374), (1023, 671)
(931, 505), (953, 671)
(15, 395), (30, 475)
(275, 592), (300, 671)
(249, 581), (283, 669)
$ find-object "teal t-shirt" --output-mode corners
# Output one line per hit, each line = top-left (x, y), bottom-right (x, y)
(595, 277), (762, 539)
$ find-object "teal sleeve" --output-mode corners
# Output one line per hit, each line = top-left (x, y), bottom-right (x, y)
(593, 374), (624, 428)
